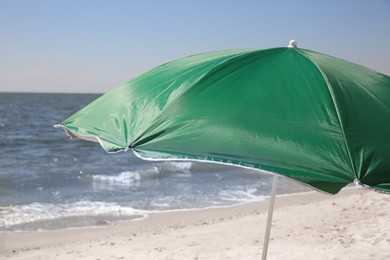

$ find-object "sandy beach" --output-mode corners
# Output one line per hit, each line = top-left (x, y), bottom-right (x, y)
(0, 187), (389, 260)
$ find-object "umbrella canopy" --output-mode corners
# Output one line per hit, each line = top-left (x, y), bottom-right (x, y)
(56, 45), (390, 195)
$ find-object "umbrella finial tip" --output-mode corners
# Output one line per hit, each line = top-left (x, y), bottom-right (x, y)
(288, 40), (297, 48)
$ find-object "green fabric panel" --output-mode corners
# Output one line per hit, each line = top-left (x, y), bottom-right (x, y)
(302, 49), (390, 192)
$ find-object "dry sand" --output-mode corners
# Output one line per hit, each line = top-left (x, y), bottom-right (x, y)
(0, 187), (389, 260)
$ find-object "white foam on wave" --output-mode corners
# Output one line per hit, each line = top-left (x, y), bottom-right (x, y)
(93, 171), (141, 187)
(219, 188), (266, 203)
(91, 162), (193, 190)
(0, 201), (145, 229)
(92, 166), (159, 189)
(159, 161), (192, 172)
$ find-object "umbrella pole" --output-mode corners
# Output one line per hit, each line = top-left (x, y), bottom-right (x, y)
(261, 175), (279, 260)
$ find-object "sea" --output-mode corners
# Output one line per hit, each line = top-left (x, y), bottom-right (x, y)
(0, 92), (310, 232)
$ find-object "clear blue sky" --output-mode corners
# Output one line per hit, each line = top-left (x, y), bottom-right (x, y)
(1, 0), (390, 93)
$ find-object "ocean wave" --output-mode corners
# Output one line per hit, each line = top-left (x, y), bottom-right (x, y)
(159, 161), (192, 173)
(92, 162), (194, 190)
(219, 188), (266, 202)
(92, 167), (159, 189)
(0, 201), (145, 231)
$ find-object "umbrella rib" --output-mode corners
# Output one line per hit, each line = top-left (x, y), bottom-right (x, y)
(296, 50), (357, 179)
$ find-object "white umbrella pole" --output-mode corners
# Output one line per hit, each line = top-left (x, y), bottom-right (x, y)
(261, 175), (279, 260)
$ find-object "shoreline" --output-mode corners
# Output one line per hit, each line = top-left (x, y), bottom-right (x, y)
(1, 186), (389, 259)
(0, 185), (318, 234)
(0, 179), (312, 233)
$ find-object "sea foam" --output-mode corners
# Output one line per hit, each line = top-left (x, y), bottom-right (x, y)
(0, 201), (145, 231)
(92, 166), (159, 189)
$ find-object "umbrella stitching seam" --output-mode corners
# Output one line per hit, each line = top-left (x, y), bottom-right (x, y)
(355, 180), (390, 195)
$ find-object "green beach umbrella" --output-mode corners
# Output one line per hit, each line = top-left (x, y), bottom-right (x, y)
(55, 40), (390, 259)
(56, 41), (390, 195)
